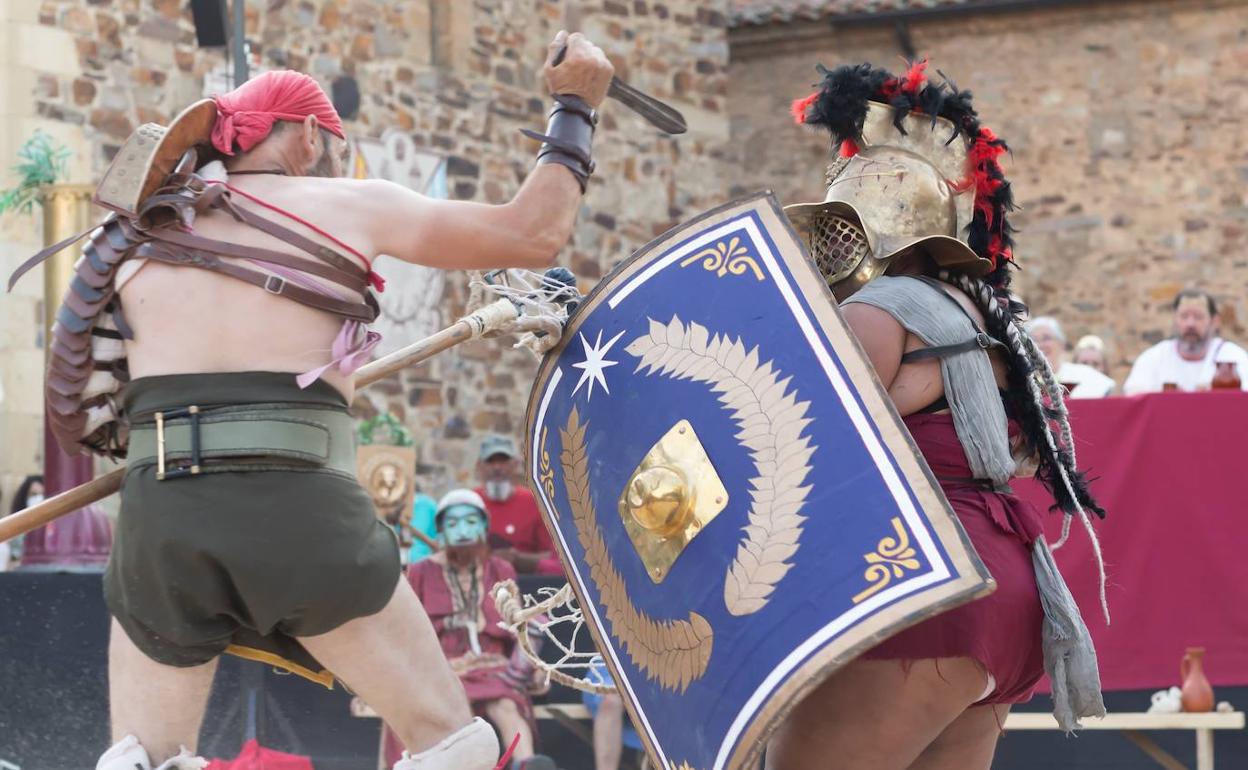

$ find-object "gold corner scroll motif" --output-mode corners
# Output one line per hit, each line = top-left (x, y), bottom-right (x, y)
(618, 419), (729, 584)
(538, 425), (557, 513)
(678, 236), (765, 281)
(561, 408), (713, 693)
(852, 516), (922, 604)
(624, 316), (815, 617)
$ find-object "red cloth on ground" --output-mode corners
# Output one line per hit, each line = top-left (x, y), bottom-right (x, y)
(1016, 391), (1248, 692)
(861, 413), (1046, 704)
(476, 486), (554, 557)
(205, 739), (313, 770)
(211, 70), (344, 156)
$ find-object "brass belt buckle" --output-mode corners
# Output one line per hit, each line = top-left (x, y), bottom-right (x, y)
(155, 405), (202, 480)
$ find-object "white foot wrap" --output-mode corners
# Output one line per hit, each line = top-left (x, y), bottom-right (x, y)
(153, 750), (208, 770)
(393, 717), (499, 770)
(97, 735), (151, 770)
(96, 736), (207, 770)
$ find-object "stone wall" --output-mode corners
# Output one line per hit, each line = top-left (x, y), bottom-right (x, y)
(0, 0), (100, 509)
(9, 0), (1236, 506)
(728, 0), (1248, 382)
(0, 0), (735, 500)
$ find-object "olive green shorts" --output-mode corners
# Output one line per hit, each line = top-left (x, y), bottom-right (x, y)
(103, 372), (400, 686)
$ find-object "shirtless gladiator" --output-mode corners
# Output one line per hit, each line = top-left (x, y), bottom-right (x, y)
(22, 31), (612, 770)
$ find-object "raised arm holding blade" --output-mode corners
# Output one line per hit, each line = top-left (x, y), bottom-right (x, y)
(10, 31), (612, 770)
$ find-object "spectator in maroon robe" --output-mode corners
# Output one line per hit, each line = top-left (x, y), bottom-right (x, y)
(383, 489), (554, 770)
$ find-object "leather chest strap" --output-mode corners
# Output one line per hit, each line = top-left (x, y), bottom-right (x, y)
(135, 242), (377, 323)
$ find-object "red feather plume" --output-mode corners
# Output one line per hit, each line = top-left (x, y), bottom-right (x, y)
(900, 59), (929, 95)
(790, 92), (819, 125)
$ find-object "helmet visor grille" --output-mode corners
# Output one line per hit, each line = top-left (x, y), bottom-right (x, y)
(808, 212), (871, 286)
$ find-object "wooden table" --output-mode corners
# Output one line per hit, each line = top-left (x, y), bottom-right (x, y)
(1003, 712), (1245, 770)
(534, 707), (1244, 770)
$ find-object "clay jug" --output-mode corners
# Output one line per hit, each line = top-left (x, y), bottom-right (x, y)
(1180, 647), (1214, 712)
(1211, 361), (1242, 390)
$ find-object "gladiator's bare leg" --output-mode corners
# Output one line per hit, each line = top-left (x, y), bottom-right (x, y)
(482, 698), (534, 759)
(108, 620), (218, 762)
(909, 704), (1009, 770)
(765, 657), (989, 770)
(297, 579), (475, 754)
(593, 693), (626, 770)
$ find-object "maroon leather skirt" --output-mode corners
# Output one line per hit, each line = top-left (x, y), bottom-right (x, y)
(860, 413), (1046, 704)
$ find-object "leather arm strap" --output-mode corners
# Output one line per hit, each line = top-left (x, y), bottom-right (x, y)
(520, 94), (597, 193)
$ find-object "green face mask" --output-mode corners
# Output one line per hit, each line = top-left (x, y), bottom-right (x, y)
(440, 505), (488, 547)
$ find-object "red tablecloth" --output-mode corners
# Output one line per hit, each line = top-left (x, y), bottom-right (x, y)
(1013, 391), (1248, 693)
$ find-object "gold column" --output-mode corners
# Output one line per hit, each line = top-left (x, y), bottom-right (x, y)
(39, 184), (95, 352)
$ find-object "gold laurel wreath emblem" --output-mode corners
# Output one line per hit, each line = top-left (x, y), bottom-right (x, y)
(538, 425), (557, 513)
(625, 316), (816, 616)
(561, 408), (713, 692)
(679, 236), (765, 281)
(851, 517), (922, 604)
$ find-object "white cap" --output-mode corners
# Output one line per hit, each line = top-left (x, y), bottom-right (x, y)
(1074, 334), (1105, 352)
(436, 488), (487, 516)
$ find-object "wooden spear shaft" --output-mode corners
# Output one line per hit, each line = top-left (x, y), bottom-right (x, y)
(0, 300), (518, 544)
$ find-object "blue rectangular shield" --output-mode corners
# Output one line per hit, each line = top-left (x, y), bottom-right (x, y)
(524, 193), (993, 770)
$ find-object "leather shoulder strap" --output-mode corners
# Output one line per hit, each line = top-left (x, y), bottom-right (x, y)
(898, 276), (1005, 364)
(146, 225), (368, 292)
(900, 333), (1004, 363)
(7, 223), (101, 291)
(208, 187), (370, 279)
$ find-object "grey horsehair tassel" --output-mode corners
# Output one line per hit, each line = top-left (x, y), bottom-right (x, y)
(1033, 538), (1106, 731)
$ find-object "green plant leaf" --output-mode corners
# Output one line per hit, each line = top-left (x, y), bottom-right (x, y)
(0, 130), (72, 216)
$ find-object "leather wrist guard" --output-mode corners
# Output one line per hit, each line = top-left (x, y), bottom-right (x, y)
(521, 94), (597, 193)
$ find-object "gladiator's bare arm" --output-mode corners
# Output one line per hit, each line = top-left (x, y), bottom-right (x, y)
(842, 302), (906, 389)
(357, 31), (612, 272)
(357, 169), (584, 271)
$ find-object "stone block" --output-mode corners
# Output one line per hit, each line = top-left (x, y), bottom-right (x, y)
(137, 15), (181, 43)
(13, 22), (82, 76)
(0, 0), (42, 25)
(89, 107), (133, 138)
(0, 413), (44, 479)
(72, 78), (96, 106)
(135, 35), (177, 70)
(0, 66), (37, 118)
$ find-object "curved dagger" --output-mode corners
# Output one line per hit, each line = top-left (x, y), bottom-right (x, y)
(553, 45), (688, 135)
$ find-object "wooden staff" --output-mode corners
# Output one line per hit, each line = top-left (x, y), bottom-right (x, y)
(409, 527), (441, 552)
(0, 299), (522, 544)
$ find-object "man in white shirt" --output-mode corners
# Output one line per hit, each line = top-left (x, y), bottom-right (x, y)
(1123, 289), (1248, 394)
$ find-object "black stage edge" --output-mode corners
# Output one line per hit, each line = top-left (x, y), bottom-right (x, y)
(2, 572), (1244, 769)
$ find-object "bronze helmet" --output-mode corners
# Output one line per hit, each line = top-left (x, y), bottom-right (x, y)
(785, 102), (993, 299)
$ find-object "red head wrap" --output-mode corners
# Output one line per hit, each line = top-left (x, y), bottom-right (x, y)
(210, 70), (345, 156)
